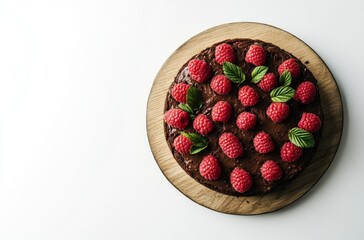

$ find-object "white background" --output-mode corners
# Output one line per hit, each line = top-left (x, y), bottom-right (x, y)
(0, 0), (362, 239)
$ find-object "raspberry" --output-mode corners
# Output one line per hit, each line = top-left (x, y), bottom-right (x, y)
(278, 58), (300, 79)
(193, 114), (214, 135)
(245, 44), (266, 66)
(253, 131), (275, 154)
(171, 83), (189, 103)
(236, 112), (257, 131)
(280, 142), (303, 162)
(238, 86), (259, 107)
(173, 135), (193, 155)
(215, 43), (235, 64)
(164, 108), (190, 129)
(210, 75), (231, 95)
(294, 81), (316, 104)
(258, 73), (277, 92)
(230, 168), (252, 193)
(298, 112), (321, 132)
(187, 59), (211, 83)
(219, 133), (244, 158)
(260, 160), (282, 182)
(212, 101), (232, 123)
(266, 102), (290, 123)
(199, 154), (221, 180)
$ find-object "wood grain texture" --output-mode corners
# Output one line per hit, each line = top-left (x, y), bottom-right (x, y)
(146, 22), (343, 215)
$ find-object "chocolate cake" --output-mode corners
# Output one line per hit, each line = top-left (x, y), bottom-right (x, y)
(163, 39), (323, 196)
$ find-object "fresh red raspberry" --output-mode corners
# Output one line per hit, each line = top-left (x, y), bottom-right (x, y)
(260, 160), (282, 182)
(164, 108), (189, 129)
(219, 133), (243, 158)
(230, 168), (252, 193)
(171, 83), (190, 103)
(253, 131), (275, 154)
(210, 75), (231, 95)
(236, 112), (257, 131)
(258, 73), (277, 92)
(212, 101), (232, 123)
(187, 59), (211, 83)
(298, 113), (321, 132)
(266, 102), (290, 123)
(215, 43), (235, 64)
(238, 86), (259, 107)
(173, 135), (193, 155)
(280, 142), (303, 162)
(294, 81), (317, 104)
(245, 45), (266, 66)
(278, 58), (300, 79)
(193, 114), (214, 135)
(199, 154), (221, 180)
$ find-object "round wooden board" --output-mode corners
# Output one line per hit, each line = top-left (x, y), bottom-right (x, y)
(146, 22), (343, 215)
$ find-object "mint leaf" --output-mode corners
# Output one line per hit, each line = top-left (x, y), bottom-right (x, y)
(223, 62), (246, 84)
(270, 86), (295, 102)
(279, 70), (292, 86)
(178, 103), (193, 114)
(251, 66), (268, 83)
(181, 132), (208, 145)
(181, 132), (208, 154)
(190, 145), (208, 154)
(186, 86), (202, 112)
(178, 103), (195, 119)
(288, 127), (315, 148)
(178, 86), (202, 119)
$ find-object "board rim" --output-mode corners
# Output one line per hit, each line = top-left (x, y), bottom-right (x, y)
(146, 22), (343, 215)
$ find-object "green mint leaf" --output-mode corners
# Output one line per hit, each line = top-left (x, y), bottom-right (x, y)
(279, 70), (292, 86)
(181, 132), (208, 145)
(223, 62), (246, 84)
(178, 86), (202, 120)
(288, 127), (315, 148)
(186, 86), (203, 112)
(188, 114), (196, 120)
(251, 66), (268, 83)
(178, 103), (194, 114)
(180, 132), (208, 154)
(190, 145), (208, 154)
(270, 86), (295, 102)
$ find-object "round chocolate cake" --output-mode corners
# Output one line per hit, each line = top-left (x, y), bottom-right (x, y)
(163, 39), (323, 196)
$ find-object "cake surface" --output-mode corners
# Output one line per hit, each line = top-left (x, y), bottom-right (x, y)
(163, 39), (323, 196)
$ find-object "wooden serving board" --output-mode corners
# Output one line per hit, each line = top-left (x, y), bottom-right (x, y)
(146, 22), (343, 215)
